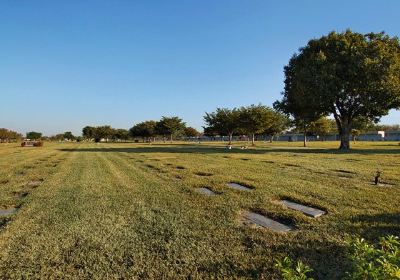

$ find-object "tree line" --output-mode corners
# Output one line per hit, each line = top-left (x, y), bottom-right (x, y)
(81, 117), (200, 142)
(203, 104), (289, 145)
(0, 128), (22, 143)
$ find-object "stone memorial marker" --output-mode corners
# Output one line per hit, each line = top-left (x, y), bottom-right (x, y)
(196, 187), (216, 196)
(243, 211), (292, 232)
(226, 182), (252, 191)
(0, 208), (17, 217)
(280, 200), (326, 218)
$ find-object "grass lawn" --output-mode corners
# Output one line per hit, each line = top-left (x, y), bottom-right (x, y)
(0, 141), (399, 279)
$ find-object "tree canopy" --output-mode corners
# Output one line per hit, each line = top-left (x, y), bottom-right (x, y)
(26, 131), (42, 140)
(309, 117), (337, 140)
(156, 116), (186, 141)
(204, 106), (288, 145)
(0, 128), (22, 142)
(274, 30), (400, 149)
(129, 121), (157, 141)
(82, 126), (96, 140)
(184, 127), (200, 138)
(203, 108), (240, 145)
(238, 104), (282, 145)
(63, 131), (75, 141)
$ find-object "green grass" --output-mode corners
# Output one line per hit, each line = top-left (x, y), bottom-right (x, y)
(0, 141), (399, 279)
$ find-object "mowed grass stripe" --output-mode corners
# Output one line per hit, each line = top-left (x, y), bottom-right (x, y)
(92, 149), (278, 278)
(0, 144), (72, 208)
(0, 149), (122, 277)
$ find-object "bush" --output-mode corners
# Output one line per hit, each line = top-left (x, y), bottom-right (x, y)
(276, 235), (400, 280)
(346, 235), (400, 279)
(275, 256), (313, 280)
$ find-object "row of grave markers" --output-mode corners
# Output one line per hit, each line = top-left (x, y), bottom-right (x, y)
(197, 182), (326, 233)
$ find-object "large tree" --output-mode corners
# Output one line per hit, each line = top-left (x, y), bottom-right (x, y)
(156, 116), (186, 142)
(82, 126), (96, 140)
(26, 131), (42, 140)
(203, 108), (240, 145)
(238, 104), (276, 146)
(129, 121), (157, 142)
(275, 30), (400, 149)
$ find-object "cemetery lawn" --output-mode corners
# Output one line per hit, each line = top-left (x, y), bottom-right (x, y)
(0, 141), (399, 279)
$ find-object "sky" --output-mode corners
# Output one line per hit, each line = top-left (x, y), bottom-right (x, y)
(1, 0), (400, 136)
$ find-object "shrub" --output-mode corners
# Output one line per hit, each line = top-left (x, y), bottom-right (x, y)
(276, 235), (400, 280)
(346, 235), (400, 279)
(275, 256), (313, 280)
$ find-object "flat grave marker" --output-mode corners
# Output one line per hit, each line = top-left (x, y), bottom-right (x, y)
(226, 182), (252, 191)
(0, 208), (17, 217)
(243, 211), (293, 233)
(196, 187), (216, 196)
(27, 180), (43, 188)
(280, 200), (326, 218)
(369, 181), (395, 187)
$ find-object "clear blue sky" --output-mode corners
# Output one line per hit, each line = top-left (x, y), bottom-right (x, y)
(1, 0), (400, 136)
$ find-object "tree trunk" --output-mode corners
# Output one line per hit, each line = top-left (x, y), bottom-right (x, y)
(228, 133), (233, 145)
(339, 123), (351, 150)
(170, 134), (173, 142)
(270, 135), (274, 143)
(251, 134), (255, 146)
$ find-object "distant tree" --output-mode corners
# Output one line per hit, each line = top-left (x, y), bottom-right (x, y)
(130, 121), (157, 142)
(113, 129), (129, 142)
(82, 126), (96, 141)
(156, 116), (186, 142)
(203, 108), (240, 145)
(292, 118), (315, 147)
(309, 117), (337, 141)
(184, 127), (200, 138)
(264, 111), (290, 142)
(351, 117), (375, 142)
(93, 126), (113, 142)
(0, 128), (22, 143)
(238, 104), (276, 146)
(63, 131), (75, 141)
(275, 30), (400, 150)
(373, 124), (400, 131)
(49, 134), (65, 141)
(26, 131), (42, 140)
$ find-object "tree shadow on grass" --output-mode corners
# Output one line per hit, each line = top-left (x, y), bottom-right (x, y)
(348, 212), (400, 241)
(268, 238), (350, 280)
(58, 145), (400, 155)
